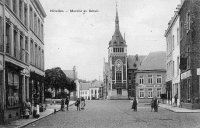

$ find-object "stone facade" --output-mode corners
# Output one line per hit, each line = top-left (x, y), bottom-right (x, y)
(0, 0), (46, 123)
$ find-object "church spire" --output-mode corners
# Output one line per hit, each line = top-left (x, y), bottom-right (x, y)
(115, 1), (119, 31)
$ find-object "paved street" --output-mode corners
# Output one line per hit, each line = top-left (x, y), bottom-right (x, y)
(24, 100), (200, 128)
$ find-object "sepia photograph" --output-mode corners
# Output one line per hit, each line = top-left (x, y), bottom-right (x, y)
(0, 0), (200, 128)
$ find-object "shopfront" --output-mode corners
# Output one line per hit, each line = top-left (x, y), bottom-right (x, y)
(29, 72), (44, 106)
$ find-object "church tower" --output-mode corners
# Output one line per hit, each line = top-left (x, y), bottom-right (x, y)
(107, 4), (128, 99)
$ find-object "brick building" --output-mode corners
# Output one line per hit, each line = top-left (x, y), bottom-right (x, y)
(127, 55), (146, 99)
(179, 0), (200, 109)
(135, 52), (166, 103)
(0, 0), (46, 123)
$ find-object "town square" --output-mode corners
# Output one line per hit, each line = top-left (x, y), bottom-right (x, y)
(1, 0), (200, 128)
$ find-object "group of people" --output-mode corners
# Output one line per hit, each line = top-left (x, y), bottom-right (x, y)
(131, 97), (159, 112)
(150, 97), (159, 112)
(75, 97), (85, 111)
(61, 96), (69, 111)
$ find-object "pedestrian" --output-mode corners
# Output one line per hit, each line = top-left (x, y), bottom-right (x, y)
(154, 97), (159, 112)
(132, 97), (137, 112)
(75, 98), (80, 111)
(150, 98), (154, 112)
(61, 98), (65, 111)
(65, 96), (69, 111)
(81, 97), (86, 110)
(174, 94), (178, 106)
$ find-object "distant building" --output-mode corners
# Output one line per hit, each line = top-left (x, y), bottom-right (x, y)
(80, 82), (91, 100)
(127, 55), (146, 99)
(135, 52), (166, 103)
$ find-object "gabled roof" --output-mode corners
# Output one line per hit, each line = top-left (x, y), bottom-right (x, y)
(80, 82), (91, 90)
(127, 55), (146, 69)
(138, 51), (166, 71)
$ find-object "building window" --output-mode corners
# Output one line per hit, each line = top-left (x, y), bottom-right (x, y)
(139, 75), (144, 84)
(156, 75), (162, 84)
(177, 57), (179, 76)
(0, 17), (3, 52)
(180, 22), (183, 39)
(35, 44), (37, 66)
(42, 50), (44, 70)
(19, 33), (23, 61)
(177, 28), (179, 45)
(19, 0), (23, 21)
(25, 37), (29, 63)
(148, 75), (153, 84)
(30, 40), (34, 64)
(186, 12), (191, 32)
(116, 71), (122, 82)
(34, 13), (37, 34)
(7, 71), (20, 108)
(139, 89), (144, 98)
(6, 22), (10, 54)
(29, 7), (33, 29)
(117, 88), (122, 95)
(38, 19), (40, 36)
(187, 79), (191, 100)
(172, 35), (174, 50)
(24, 4), (28, 27)
(13, 28), (18, 58)
(172, 61), (175, 77)
(187, 48), (190, 69)
(148, 88), (153, 98)
(157, 88), (161, 98)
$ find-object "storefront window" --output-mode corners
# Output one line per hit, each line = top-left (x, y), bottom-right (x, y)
(7, 71), (20, 108)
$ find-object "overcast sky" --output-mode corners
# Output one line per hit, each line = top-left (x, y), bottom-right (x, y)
(40, 0), (180, 81)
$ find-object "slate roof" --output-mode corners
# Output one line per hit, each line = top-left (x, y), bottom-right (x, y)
(80, 82), (91, 90)
(127, 55), (146, 69)
(138, 51), (166, 71)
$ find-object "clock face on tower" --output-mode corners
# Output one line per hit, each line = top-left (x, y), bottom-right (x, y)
(116, 61), (121, 67)
(115, 59), (122, 71)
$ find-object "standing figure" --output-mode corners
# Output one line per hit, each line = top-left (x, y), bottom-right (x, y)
(75, 98), (80, 111)
(81, 97), (86, 110)
(154, 97), (159, 112)
(132, 97), (137, 112)
(150, 98), (154, 112)
(61, 98), (65, 111)
(174, 94), (178, 106)
(65, 96), (69, 111)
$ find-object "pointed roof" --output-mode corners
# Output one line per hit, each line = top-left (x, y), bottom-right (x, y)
(109, 4), (126, 47)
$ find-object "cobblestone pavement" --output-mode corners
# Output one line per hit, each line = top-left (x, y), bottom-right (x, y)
(24, 100), (200, 128)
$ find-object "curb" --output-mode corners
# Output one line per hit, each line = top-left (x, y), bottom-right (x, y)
(18, 102), (75, 128)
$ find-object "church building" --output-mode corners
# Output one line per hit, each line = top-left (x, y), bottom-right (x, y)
(105, 6), (128, 99)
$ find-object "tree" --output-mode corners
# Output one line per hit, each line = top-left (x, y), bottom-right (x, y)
(44, 67), (70, 98)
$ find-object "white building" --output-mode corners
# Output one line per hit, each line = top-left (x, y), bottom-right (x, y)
(165, 5), (181, 106)
(80, 82), (91, 100)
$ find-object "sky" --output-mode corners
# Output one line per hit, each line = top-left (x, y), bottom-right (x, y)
(40, 0), (180, 81)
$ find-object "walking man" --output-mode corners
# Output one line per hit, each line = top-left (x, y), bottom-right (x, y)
(65, 96), (69, 111)
(132, 97), (137, 112)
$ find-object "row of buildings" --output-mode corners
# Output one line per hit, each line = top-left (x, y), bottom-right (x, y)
(103, 6), (166, 102)
(0, 0), (46, 123)
(165, 0), (200, 109)
(79, 80), (103, 100)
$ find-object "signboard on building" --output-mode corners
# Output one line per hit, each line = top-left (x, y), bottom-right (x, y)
(181, 70), (191, 80)
(197, 68), (200, 75)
